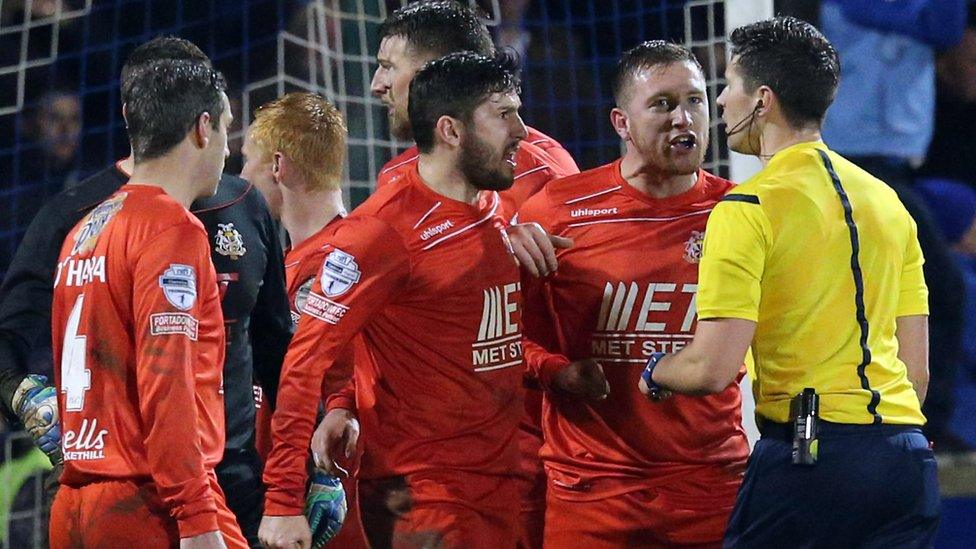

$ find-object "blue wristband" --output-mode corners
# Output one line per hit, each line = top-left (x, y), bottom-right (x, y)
(641, 352), (667, 398)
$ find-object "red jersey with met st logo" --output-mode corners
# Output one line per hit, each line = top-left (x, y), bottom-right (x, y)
(518, 161), (749, 499)
(51, 185), (226, 535)
(264, 166), (527, 515)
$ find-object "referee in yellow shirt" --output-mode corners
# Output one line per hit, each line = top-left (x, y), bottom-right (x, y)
(638, 17), (938, 547)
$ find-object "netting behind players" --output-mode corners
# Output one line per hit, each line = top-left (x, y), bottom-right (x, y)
(0, 2), (728, 546)
(0, 0), (728, 278)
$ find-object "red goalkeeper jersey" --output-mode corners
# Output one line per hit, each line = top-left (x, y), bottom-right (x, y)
(51, 184), (226, 536)
(264, 166), (528, 515)
(376, 126), (579, 219)
(518, 161), (749, 499)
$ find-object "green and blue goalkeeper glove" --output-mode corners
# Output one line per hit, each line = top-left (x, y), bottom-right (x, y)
(305, 469), (347, 548)
(11, 374), (62, 464)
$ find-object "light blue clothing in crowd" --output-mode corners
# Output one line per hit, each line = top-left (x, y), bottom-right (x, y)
(820, 0), (966, 161)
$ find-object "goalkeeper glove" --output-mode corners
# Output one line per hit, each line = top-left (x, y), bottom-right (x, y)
(306, 469), (347, 548)
(11, 374), (62, 464)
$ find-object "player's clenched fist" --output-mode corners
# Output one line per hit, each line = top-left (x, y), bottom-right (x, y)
(552, 359), (610, 400)
(259, 515), (312, 549)
(310, 408), (359, 476)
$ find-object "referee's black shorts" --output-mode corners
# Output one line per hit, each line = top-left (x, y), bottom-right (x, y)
(724, 421), (939, 548)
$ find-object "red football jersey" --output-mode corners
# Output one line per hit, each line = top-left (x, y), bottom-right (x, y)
(254, 217), (354, 461)
(51, 185), (226, 536)
(263, 166), (528, 515)
(282, 217), (356, 398)
(518, 161), (750, 499)
(373, 126), (579, 491)
(375, 126), (579, 220)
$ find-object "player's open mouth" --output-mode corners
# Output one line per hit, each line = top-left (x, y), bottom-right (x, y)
(669, 134), (697, 151)
(504, 145), (518, 167)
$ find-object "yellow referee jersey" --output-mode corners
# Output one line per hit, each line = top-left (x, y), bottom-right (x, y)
(697, 141), (928, 425)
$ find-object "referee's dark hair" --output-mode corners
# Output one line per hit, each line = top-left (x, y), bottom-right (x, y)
(125, 59), (227, 162)
(120, 36), (210, 105)
(613, 41), (703, 107)
(729, 16), (840, 128)
(408, 51), (521, 153)
(379, 0), (494, 58)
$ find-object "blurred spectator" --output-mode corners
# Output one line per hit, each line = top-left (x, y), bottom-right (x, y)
(918, 7), (976, 186)
(820, 0), (969, 449)
(497, 0), (531, 60)
(917, 179), (976, 451)
(820, 0), (966, 182)
(22, 90), (82, 190)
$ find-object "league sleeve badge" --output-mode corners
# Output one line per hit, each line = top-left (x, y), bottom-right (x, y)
(320, 249), (361, 298)
(159, 264), (197, 310)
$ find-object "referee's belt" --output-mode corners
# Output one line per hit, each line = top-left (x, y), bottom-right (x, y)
(757, 418), (922, 441)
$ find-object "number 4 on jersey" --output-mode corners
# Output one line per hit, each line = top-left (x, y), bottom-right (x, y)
(61, 294), (91, 411)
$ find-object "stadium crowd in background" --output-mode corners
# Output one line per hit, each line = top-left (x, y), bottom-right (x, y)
(2, 0), (976, 547)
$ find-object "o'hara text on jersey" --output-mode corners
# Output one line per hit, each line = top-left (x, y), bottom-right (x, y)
(55, 256), (107, 287)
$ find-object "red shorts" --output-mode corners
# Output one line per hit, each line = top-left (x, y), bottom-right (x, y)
(515, 470), (546, 549)
(50, 473), (247, 549)
(359, 472), (520, 549)
(517, 389), (546, 549)
(544, 475), (740, 548)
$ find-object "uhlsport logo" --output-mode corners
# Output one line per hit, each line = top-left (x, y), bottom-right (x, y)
(321, 248), (361, 297)
(159, 264), (197, 311)
(472, 283), (523, 372)
(683, 230), (704, 263)
(570, 207), (618, 218)
(420, 220), (454, 241)
(214, 222), (247, 260)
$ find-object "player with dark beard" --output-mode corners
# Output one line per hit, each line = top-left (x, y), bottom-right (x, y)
(260, 52), (577, 549)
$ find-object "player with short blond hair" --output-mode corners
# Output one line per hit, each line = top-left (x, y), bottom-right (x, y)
(241, 92), (367, 548)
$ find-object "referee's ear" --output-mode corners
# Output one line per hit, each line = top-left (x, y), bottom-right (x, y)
(122, 102), (129, 128)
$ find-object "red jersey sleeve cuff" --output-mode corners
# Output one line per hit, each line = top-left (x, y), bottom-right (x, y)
(264, 488), (306, 516)
(325, 392), (356, 413)
(176, 509), (219, 539)
(537, 354), (572, 391)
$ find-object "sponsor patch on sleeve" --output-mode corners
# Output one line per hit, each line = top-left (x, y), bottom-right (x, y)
(149, 312), (199, 340)
(303, 292), (349, 325)
(320, 248), (361, 297)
